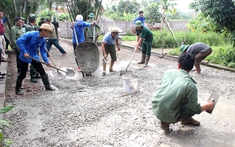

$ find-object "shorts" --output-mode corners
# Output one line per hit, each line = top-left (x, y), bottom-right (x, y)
(195, 48), (212, 65)
(104, 44), (117, 61)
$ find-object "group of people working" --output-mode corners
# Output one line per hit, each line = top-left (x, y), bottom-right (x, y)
(101, 10), (215, 133)
(1, 9), (215, 133)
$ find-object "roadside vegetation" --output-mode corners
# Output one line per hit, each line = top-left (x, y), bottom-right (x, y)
(122, 29), (235, 68)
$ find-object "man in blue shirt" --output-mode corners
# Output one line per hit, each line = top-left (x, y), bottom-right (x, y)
(71, 14), (96, 72)
(101, 26), (122, 76)
(15, 24), (55, 95)
(134, 10), (146, 26)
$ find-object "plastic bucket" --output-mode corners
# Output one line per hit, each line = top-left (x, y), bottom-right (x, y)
(122, 72), (138, 94)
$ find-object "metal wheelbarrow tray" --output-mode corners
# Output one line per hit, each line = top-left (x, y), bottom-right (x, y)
(75, 42), (100, 76)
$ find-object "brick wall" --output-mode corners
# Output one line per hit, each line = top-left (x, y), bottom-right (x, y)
(59, 20), (189, 38)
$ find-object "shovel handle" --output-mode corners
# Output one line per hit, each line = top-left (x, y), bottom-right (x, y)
(29, 56), (68, 73)
(125, 51), (135, 71)
(45, 49), (62, 75)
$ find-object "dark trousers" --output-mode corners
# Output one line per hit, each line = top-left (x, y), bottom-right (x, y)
(4, 35), (9, 50)
(46, 39), (66, 54)
(176, 104), (195, 122)
(73, 43), (79, 66)
(18, 60), (46, 80)
(15, 50), (21, 73)
(142, 39), (153, 56)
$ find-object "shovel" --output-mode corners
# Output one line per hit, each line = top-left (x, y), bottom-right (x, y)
(120, 51), (136, 76)
(206, 92), (219, 114)
(45, 49), (62, 76)
(29, 56), (75, 77)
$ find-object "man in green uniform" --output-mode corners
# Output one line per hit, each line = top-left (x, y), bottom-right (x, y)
(11, 17), (24, 74)
(86, 13), (100, 43)
(134, 20), (153, 67)
(25, 14), (41, 83)
(152, 53), (214, 133)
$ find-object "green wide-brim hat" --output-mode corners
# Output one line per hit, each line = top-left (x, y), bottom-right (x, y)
(180, 45), (189, 52)
(88, 13), (95, 18)
(135, 20), (143, 27)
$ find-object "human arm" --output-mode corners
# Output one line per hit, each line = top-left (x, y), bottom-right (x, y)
(115, 38), (120, 51)
(90, 21), (96, 27)
(102, 42), (107, 58)
(2, 16), (7, 23)
(16, 33), (28, 55)
(71, 22), (75, 28)
(134, 35), (143, 52)
(201, 102), (214, 112)
(40, 39), (50, 64)
(10, 27), (17, 46)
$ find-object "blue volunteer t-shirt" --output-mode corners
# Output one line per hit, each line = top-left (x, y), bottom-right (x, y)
(72, 21), (91, 44)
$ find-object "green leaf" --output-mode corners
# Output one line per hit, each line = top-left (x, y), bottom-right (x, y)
(0, 106), (13, 114)
(0, 120), (11, 127)
(0, 132), (3, 140)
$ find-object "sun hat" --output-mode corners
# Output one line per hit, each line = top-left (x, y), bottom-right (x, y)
(76, 14), (83, 21)
(88, 13), (95, 18)
(108, 26), (122, 33)
(38, 23), (53, 32)
(180, 45), (189, 52)
(135, 20), (143, 27)
(75, 14), (83, 24)
(21, 17), (25, 21)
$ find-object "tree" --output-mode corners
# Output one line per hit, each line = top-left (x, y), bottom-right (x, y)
(189, 0), (235, 45)
(145, 3), (161, 27)
(117, 0), (140, 15)
(189, 0), (235, 32)
(0, 0), (45, 48)
(65, 0), (103, 22)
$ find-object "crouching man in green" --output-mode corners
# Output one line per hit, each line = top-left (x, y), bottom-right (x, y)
(152, 53), (214, 133)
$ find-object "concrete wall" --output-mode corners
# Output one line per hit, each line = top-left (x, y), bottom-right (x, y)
(59, 20), (189, 38)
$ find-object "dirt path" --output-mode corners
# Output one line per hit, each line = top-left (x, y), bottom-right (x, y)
(4, 40), (235, 147)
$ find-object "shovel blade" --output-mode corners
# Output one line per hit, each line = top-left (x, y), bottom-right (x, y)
(66, 68), (75, 77)
(120, 70), (133, 76)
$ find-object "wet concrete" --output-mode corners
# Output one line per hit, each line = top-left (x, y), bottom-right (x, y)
(4, 40), (235, 147)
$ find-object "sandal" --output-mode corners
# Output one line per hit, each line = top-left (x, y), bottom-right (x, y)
(109, 69), (115, 72)
(0, 76), (5, 79)
(102, 72), (106, 76)
(0, 72), (6, 76)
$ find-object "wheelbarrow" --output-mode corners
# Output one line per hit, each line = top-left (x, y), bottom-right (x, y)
(75, 42), (100, 77)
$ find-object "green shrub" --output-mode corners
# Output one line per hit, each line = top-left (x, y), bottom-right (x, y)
(122, 35), (136, 41)
(0, 105), (14, 147)
(208, 45), (235, 66)
(151, 30), (227, 48)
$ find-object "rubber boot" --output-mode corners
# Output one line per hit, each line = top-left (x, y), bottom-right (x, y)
(15, 78), (24, 95)
(35, 72), (41, 79)
(41, 74), (55, 91)
(109, 60), (115, 72)
(138, 53), (146, 64)
(143, 55), (150, 67)
(102, 60), (106, 76)
(30, 65), (38, 83)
